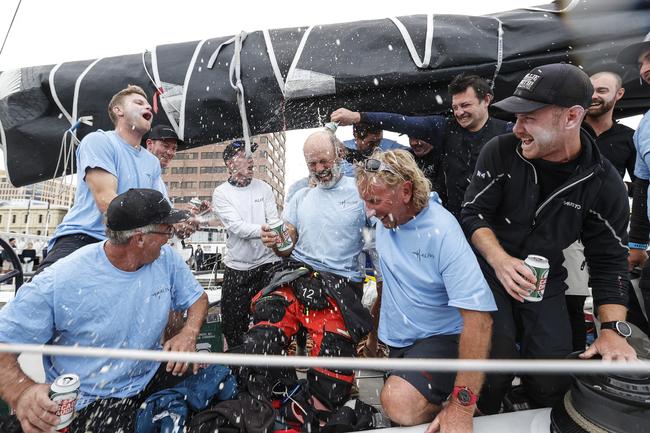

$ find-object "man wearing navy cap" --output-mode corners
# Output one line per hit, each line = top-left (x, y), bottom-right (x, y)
(462, 63), (636, 413)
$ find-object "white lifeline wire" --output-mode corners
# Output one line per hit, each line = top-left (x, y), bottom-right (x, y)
(388, 14), (435, 69)
(1, 343), (648, 375)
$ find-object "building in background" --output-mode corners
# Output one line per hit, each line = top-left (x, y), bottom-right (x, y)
(0, 200), (68, 236)
(0, 170), (75, 208)
(0, 170), (75, 237)
(163, 132), (286, 210)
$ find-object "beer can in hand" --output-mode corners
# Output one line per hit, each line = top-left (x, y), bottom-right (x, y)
(268, 219), (293, 252)
(523, 255), (549, 302)
(49, 374), (80, 431)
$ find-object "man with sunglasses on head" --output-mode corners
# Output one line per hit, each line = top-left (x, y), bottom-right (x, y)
(462, 63), (636, 414)
(332, 74), (513, 220)
(36, 85), (166, 275)
(211, 140), (281, 349)
(356, 150), (495, 433)
(0, 189), (208, 433)
(256, 130), (372, 411)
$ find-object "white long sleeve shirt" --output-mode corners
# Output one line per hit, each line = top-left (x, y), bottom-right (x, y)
(212, 179), (280, 270)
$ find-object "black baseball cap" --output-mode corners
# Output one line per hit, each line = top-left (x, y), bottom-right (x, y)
(617, 31), (650, 65)
(148, 125), (184, 145)
(106, 189), (190, 231)
(493, 63), (593, 114)
(223, 140), (258, 162)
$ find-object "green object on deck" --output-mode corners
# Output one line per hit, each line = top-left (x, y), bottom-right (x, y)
(0, 398), (10, 416)
(196, 301), (223, 353)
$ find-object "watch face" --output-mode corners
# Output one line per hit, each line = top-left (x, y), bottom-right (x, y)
(458, 389), (472, 405)
(616, 321), (632, 337)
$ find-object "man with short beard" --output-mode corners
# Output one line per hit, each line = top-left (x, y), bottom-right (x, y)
(253, 130), (371, 411)
(564, 72), (636, 352)
(211, 140), (280, 348)
(462, 63), (636, 414)
(584, 72), (636, 188)
(331, 74), (513, 220)
(36, 85), (164, 273)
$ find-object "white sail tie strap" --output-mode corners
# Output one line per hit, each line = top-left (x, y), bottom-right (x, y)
(228, 32), (253, 156)
(205, 32), (253, 155)
(179, 38), (210, 141)
(206, 37), (236, 70)
(262, 29), (286, 98)
(71, 58), (102, 125)
(148, 47), (182, 133)
(525, 0), (580, 13)
(490, 17), (505, 88)
(48, 63), (73, 125)
(388, 14), (435, 69)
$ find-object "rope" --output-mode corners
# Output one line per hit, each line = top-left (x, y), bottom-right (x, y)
(2, 343), (649, 374)
(228, 32), (253, 157)
(0, 0), (21, 58)
(562, 391), (609, 433)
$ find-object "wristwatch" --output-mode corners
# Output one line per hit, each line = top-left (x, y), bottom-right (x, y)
(600, 321), (632, 338)
(451, 386), (478, 406)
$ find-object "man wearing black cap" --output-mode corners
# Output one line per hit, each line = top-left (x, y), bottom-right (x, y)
(462, 63), (636, 414)
(619, 33), (650, 291)
(212, 140), (281, 348)
(0, 188), (208, 433)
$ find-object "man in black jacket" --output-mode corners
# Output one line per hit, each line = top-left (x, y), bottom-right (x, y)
(331, 74), (512, 220)
(462, 63), (637, 414)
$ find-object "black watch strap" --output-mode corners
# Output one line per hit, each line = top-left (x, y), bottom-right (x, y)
(600, 321), (632, 338)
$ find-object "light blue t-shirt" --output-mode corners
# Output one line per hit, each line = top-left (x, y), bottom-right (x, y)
(376, 195), (497, 347)
(343, 138), (409, 152)
(633, 109), (650, 220)
(285, 177), (310, 205)
(50, 130), (164, 248)
(283, 176), (366, 281)
(0, 242), (204, 409)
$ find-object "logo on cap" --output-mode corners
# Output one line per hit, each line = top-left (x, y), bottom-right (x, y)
(518, 73), (541, 91)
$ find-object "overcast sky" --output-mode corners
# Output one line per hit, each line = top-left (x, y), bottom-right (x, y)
(1, 0), (623, 190)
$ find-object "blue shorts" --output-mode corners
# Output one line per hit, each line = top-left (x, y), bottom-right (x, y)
(388, 334), (459, 405)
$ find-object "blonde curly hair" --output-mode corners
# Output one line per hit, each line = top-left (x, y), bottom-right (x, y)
(355, 149), (431, 212)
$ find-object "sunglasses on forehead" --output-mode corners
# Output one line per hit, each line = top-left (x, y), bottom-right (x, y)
(360, 158), (400, 176)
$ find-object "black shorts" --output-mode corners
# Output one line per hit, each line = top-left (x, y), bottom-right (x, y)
(387, 334), (459, 405)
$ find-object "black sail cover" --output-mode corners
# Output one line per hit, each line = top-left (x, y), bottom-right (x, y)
(1, 0), (649, 187)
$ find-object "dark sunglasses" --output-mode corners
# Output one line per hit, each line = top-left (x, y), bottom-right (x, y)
(360, 158), (400, 176)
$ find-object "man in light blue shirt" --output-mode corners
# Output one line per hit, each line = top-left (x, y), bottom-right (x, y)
(0, 188), (208, 433)
(356, 150), (495, 433)
(37, 85), (164, 274)
(257, 130), (371, 409)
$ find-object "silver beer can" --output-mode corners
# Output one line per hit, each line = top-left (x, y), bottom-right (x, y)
(523, 255), (549, 302)
(49, 374), (80, 431)
(268, 219), (293, 252)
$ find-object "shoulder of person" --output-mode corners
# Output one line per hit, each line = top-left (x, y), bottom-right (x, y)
(79, 129), (112, 147)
